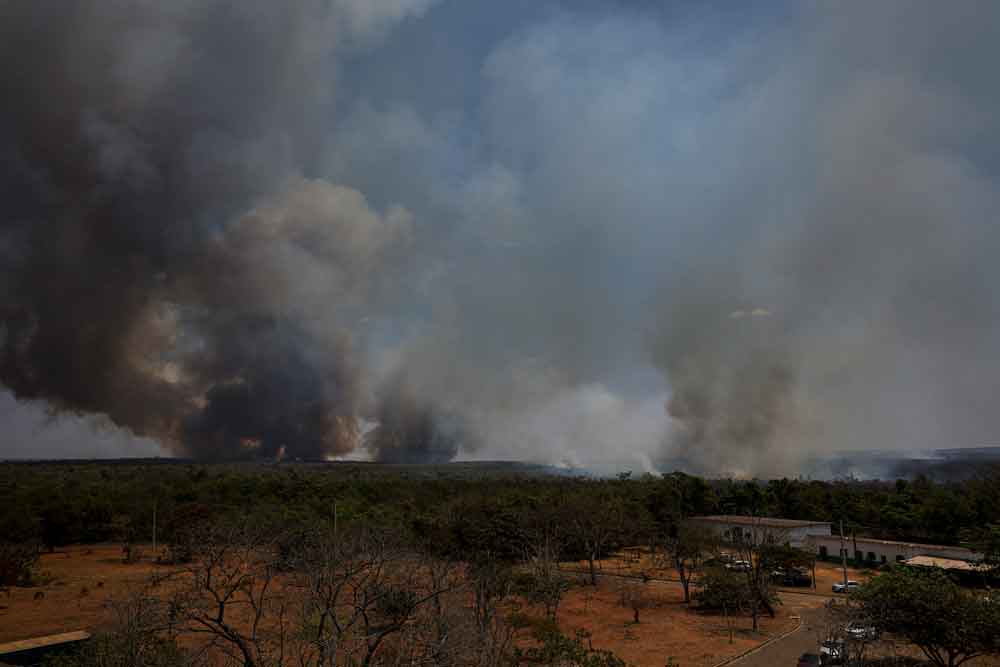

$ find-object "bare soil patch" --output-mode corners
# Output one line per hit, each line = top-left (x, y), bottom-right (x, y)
(562, 549), (872, 595)
(0, 546), (895, 667)
(0, 544), (167, 642)
(551, 577), (799, 667)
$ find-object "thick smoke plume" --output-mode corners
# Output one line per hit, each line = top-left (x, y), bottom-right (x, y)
(0, 0), (436, 460)
(2, 1), (999, 474)
(646, 3), (1000, 473)
(363, 377), (470, 464)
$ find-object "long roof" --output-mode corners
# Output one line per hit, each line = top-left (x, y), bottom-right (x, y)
(903, 555), (987, 572)
(691, 515), (831, 528)
(810, 534), (978, 553)
(0, 631), (91, 657)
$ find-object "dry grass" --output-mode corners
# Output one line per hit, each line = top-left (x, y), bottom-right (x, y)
(1, 545), (957, 667)
(547, 576), (802, 667)
(0, 544), (167, 642)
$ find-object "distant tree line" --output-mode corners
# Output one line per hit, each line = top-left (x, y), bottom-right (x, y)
(3, 462), (998, 556)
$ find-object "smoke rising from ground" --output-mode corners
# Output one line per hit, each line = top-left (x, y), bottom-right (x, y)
(0, 0), (431, 460)
(2, 2), (999, 473)
(647, 3), (1000, 473)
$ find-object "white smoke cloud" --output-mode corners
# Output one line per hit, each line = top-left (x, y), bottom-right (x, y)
(0, 391), (163, 460)
(348, 3), (1000, 474)
(463, 383), (670, 471)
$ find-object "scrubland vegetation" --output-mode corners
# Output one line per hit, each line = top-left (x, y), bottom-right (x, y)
(1, 462), (998, 666)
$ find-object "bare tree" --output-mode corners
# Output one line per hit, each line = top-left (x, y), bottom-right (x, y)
(567, 494), (625, 587)
(467, 556), (518, 667)
(657, 522), (716, 604)
(820, 597), (880, 667)
(728, 518), (783, 633)
(58, 587), (200, 667)
(289, 525), (461, 667)
(615, 579), (655, 624)
(519, 523), (571, 620)
(164, 521), (292, 667)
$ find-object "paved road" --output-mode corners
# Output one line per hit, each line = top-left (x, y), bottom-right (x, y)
(728, 595), (830, 667)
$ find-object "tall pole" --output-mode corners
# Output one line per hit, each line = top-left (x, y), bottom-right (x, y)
(152, 498), (157, 562)
(839, 519), (848, 588)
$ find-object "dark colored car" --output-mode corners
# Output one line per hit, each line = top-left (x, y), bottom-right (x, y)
(798, 653), (821, 667)
(772, 568), (813, 587)
(784, 569), (813, 587)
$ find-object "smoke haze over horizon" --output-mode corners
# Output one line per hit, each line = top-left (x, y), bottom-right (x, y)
(1, 1), (999, 474)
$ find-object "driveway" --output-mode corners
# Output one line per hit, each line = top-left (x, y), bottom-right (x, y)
(728, 594), (831, 667)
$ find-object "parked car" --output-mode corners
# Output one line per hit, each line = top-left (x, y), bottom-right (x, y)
(726, 559), (751, 572)
(844, 622), (879, 640)
(832, 580), (860, 593)
(820, 639), (846, 665)
(783, 568), (813, 587)
(798, 653), (821, 667)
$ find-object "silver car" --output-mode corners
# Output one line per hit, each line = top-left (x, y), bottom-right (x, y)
(832, 580), (860, 593)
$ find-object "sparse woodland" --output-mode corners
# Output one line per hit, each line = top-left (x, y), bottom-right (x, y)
(0, 462), (998, 666)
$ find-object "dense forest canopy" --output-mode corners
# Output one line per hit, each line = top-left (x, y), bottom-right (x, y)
(2, 461), (997, 552)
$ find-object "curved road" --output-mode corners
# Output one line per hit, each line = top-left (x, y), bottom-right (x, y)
(726, 595), (831, 667)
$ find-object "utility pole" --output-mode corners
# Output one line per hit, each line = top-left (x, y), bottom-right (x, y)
(152, 498), (157, 562)
(839, 519), (848, 588)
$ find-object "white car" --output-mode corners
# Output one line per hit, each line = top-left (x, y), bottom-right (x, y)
(725, 560), (751, 572)
(832, 580), (860, 593)
(820, 639), (845, 665)
(845, 622), (879, 640)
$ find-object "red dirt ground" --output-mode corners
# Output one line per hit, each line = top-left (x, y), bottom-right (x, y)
(563, 549), (872, 595)
(0, 544), (166, 643)
(550, 576), (805, 667)
(0, 545), (868, 667)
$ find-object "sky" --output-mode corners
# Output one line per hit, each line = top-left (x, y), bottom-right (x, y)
(1, 1), (998, 475)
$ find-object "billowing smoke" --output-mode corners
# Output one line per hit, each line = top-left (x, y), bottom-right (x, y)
(363, 377), (471, 464)
(2, 1), (999, 473)
(645, 3), (1000, 474)
(656, 294), (796, 474)
(0, 0), (439, 460)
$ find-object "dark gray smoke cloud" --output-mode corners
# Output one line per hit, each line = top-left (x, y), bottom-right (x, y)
(2, 1), (999, 473)
(0, 0), (436, 460)
(363, 375), (473, 464)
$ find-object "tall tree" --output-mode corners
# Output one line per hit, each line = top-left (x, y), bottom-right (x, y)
(729, 518), (783, 632)
(566, 490), (626, 586)
(658, 522), (716, 603)
(854, 566), (1000, 667)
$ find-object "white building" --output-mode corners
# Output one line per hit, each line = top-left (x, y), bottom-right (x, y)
(807, 535), (981, 566)
(689, 515), (832, 549)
